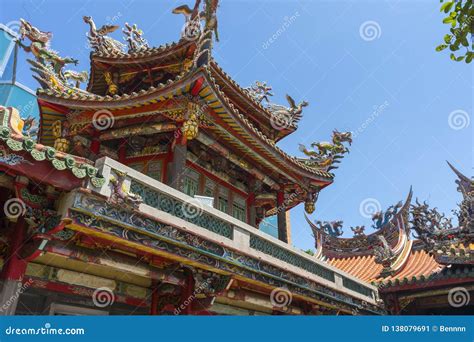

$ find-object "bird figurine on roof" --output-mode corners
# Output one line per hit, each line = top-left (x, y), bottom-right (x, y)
(83, 16), (125, 54)
(172, 0), (220, 42)
(267, 94), (308, 125)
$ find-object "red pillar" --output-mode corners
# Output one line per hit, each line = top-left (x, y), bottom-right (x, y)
(118, 138), (127, 163)
(90, 131), (101, 156)
(150, 282), (158, 315)
(276, 188), (288, 243)
(0, 217), (28, 315)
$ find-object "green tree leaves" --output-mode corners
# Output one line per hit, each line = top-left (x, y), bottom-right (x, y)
(436, 0), (474, 63)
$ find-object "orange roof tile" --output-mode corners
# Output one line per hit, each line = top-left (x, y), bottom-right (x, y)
(326, 247), (442, 284)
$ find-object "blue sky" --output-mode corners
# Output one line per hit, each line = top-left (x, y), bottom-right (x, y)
(1, 0), (472, 251)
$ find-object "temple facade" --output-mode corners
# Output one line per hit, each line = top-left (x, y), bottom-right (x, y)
(0, 1), (470, 316)
(0, 1), (379, 316)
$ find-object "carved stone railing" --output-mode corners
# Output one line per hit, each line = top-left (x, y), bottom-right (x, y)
(85, 157), (380, 310)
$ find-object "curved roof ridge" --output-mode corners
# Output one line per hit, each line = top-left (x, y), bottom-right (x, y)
(308, 188), (413, 258)
(201, 66), (333, 179)
(209, 60), (297, 128)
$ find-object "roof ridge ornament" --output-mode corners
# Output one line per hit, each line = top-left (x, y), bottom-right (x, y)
(18, 19), (88, 93)
(371, 200), (402, 230)
(123, 22), (149, 52)
(83, 16), (125, 54)
(244, 81), (274, 104)
(173, 0), (220, 42)
(410, 199), (455, 248)
(299, 130), (352, 172)
(173, 1), (219, 68)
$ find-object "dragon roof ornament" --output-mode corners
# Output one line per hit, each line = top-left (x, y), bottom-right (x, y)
(307, 188), (413, 255)
(410, 163), (473, 263)
(18, 19), (89, 93)
(299, 130), (352, 172)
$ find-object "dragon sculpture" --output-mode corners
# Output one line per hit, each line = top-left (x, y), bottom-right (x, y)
(371, 201), (403, 229)
(19, 19), (87, 92)
(21, 116), (38, 139)
(109, 171), (143, 209)
(313, 220), (344, 237)
(299, 130), (352, 171)
(268, 94), (308, 127)
(123, 23), (149, 52)
(83, 16), (125, 54)
(410, 199), (456, 247)
(245, 81), (274, 104)
(448, 161), (474, 234)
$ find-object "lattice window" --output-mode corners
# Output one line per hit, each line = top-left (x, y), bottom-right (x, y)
(183, 167), (199, 197)
(232, 194), (246, 222)
(128, 162), (144, 173)
(146, 160), (162, 181)
(204, 178), (215, 197)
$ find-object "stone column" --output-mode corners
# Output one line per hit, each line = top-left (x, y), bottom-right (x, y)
(0, 217), (28, 315)
(168, 128), (187, 191)
(276, 189), (288, 243)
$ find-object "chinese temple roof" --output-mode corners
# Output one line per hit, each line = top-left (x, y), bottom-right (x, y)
(17, 3), (356, 214)
(308, 169), (474, 288)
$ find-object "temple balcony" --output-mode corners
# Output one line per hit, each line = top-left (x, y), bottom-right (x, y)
(57, 157), (383, 314)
